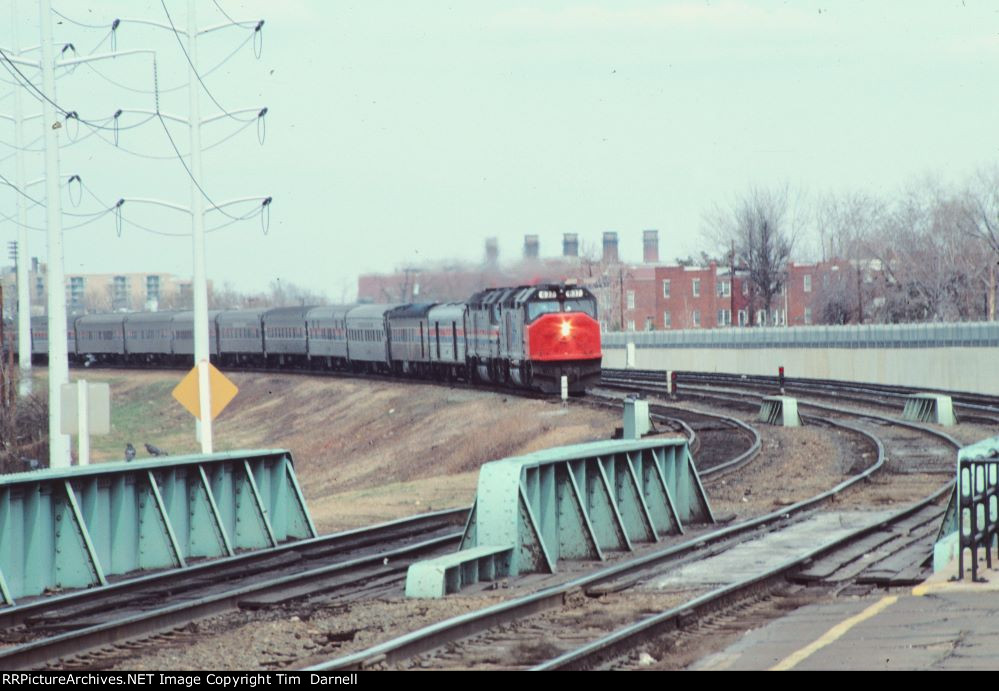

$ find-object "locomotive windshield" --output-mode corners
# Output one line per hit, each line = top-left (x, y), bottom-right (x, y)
(525, 295), (597, 322)
(527, 301), (561, 321)
(562, 299), (596, 318)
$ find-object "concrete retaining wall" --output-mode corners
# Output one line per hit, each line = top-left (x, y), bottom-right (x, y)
(602, 344), (998, 396)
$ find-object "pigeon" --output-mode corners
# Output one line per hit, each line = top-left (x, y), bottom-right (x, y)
(124, 443), (136, 462)
(144, 443), (167, 457)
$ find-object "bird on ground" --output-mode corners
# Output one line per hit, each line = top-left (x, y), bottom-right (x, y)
(125, 443), (136, 462)
(144, 443), (167, 457)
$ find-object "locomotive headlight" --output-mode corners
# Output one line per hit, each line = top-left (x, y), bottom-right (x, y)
(560, 320), (572, 338)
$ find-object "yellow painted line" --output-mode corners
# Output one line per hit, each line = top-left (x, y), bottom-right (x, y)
(770, 595), (898, 671)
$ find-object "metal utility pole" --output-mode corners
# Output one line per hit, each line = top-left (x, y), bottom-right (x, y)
(11, 0), (32, 396)
(187, 0), (213, 453)
(38, 0), (71, 467)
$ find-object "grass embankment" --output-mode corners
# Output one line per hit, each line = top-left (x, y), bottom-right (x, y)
(38, 369), (618, 532)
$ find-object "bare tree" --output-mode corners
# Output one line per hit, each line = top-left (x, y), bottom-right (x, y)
(209, 281), (263, 309)
(814, 275), (856, 324)
(959, 165), (999, 319)
(267, 279), (328, 307)
(814, 191), (887, 323)
(866, 181), (990, 323)
(82, 285), (111, 313)
(706, 187), (800, 323)
(0, 357), (48, 473)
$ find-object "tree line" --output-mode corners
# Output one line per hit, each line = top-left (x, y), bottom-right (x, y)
(704, 166), (999, 324)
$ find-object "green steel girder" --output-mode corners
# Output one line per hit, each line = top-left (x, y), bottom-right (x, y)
(934, 435), (999, 574)
(759, 396), (802, 427)
(903, 394), (958, 427)
(459, 438), (713, 576)
(405, 545), (515, 598)
(0, 449), (316, 605)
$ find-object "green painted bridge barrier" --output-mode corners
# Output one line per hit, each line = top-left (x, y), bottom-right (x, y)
(903, 394), (957, 427)
(0, 449), (316, 605)
(934, 435), (999, 577)
(406, 437), (714, 597)
(404, 545), (514, 598)
(759, 396), (802, 427)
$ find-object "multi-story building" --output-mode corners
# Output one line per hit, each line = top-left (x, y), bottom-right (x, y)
(786, 259), (857, 326)
(621, 262), (753, 331)
(1, 258), (206, 315)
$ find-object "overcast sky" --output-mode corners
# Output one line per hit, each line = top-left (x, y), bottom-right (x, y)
(2, 1), (998, 300)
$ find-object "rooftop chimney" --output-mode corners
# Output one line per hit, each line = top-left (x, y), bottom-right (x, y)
(524, 234), (539, 260)
(643, 229), (659, 264)
(602, 231), (619, 264)
(485, 237), (499, 266)
(563, 233), (579, 258)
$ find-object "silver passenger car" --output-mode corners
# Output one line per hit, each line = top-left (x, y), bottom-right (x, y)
(75, 313), (126, 359)
(305, 305), (353, 366)
(386, 303), (434, 370)
(30, 315), (79, 361)
(171, 310), (220, 360)
(216, 309), (266, 364)
(124, 311), (177, 359)
(344, 304), (398, 370)
(426, 303), (467, 366)
(262, 306), (313, 362)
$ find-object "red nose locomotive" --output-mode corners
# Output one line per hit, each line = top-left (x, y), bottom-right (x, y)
(467, 284), (602, 394)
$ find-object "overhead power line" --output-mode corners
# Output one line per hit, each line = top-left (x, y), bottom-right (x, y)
(159, 0), (263, 123)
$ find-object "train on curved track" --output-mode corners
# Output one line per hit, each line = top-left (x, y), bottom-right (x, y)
(21, 283), (603, 394)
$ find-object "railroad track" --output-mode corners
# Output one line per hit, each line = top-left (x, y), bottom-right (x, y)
(303, 375), (963, 671)
(584, 390), (760, 475)
(13, 367), (974, 670)
(601, 374), (964, 474)
(0, 376), (769, 671)
(0, 508), (468, 670)
(602, 369), (999, 424)
(533, 486), (949, 670)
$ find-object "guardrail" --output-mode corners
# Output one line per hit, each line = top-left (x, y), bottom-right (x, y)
(955, 438), (999, 581)
(0, 449), (316, 605)
(405, 436), (714, 598)
(457, 437), (713, 577)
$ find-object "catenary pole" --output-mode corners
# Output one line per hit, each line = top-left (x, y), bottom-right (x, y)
(11, 0), (32, 396)
(187, 0), (213, 453)
(38, 0), (71, 466)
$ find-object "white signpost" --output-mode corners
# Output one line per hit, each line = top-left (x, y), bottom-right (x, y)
(60, 381), (111, 466)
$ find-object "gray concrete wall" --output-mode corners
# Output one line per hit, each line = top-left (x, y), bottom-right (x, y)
(602, 345), (999, 396)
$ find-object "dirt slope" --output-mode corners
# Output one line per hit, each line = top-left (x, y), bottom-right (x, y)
(78, 370), (619, 532)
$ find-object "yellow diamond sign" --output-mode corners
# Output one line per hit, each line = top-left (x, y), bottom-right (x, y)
(172, 362), (239, 420)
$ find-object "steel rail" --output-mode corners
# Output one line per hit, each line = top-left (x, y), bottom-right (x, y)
(658, 381), (964, 450)
(310, 378), (965, 671)
(0, 506), (468, 630)
(306, 412), (891, 671)
(0, 512), (468, 669)
(0, 532), (462, 670)
(600, 372), (966, 451)
(533, 482), (953, 671)
(589, 386), (762, 478)
(603, 368), (999, 416)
